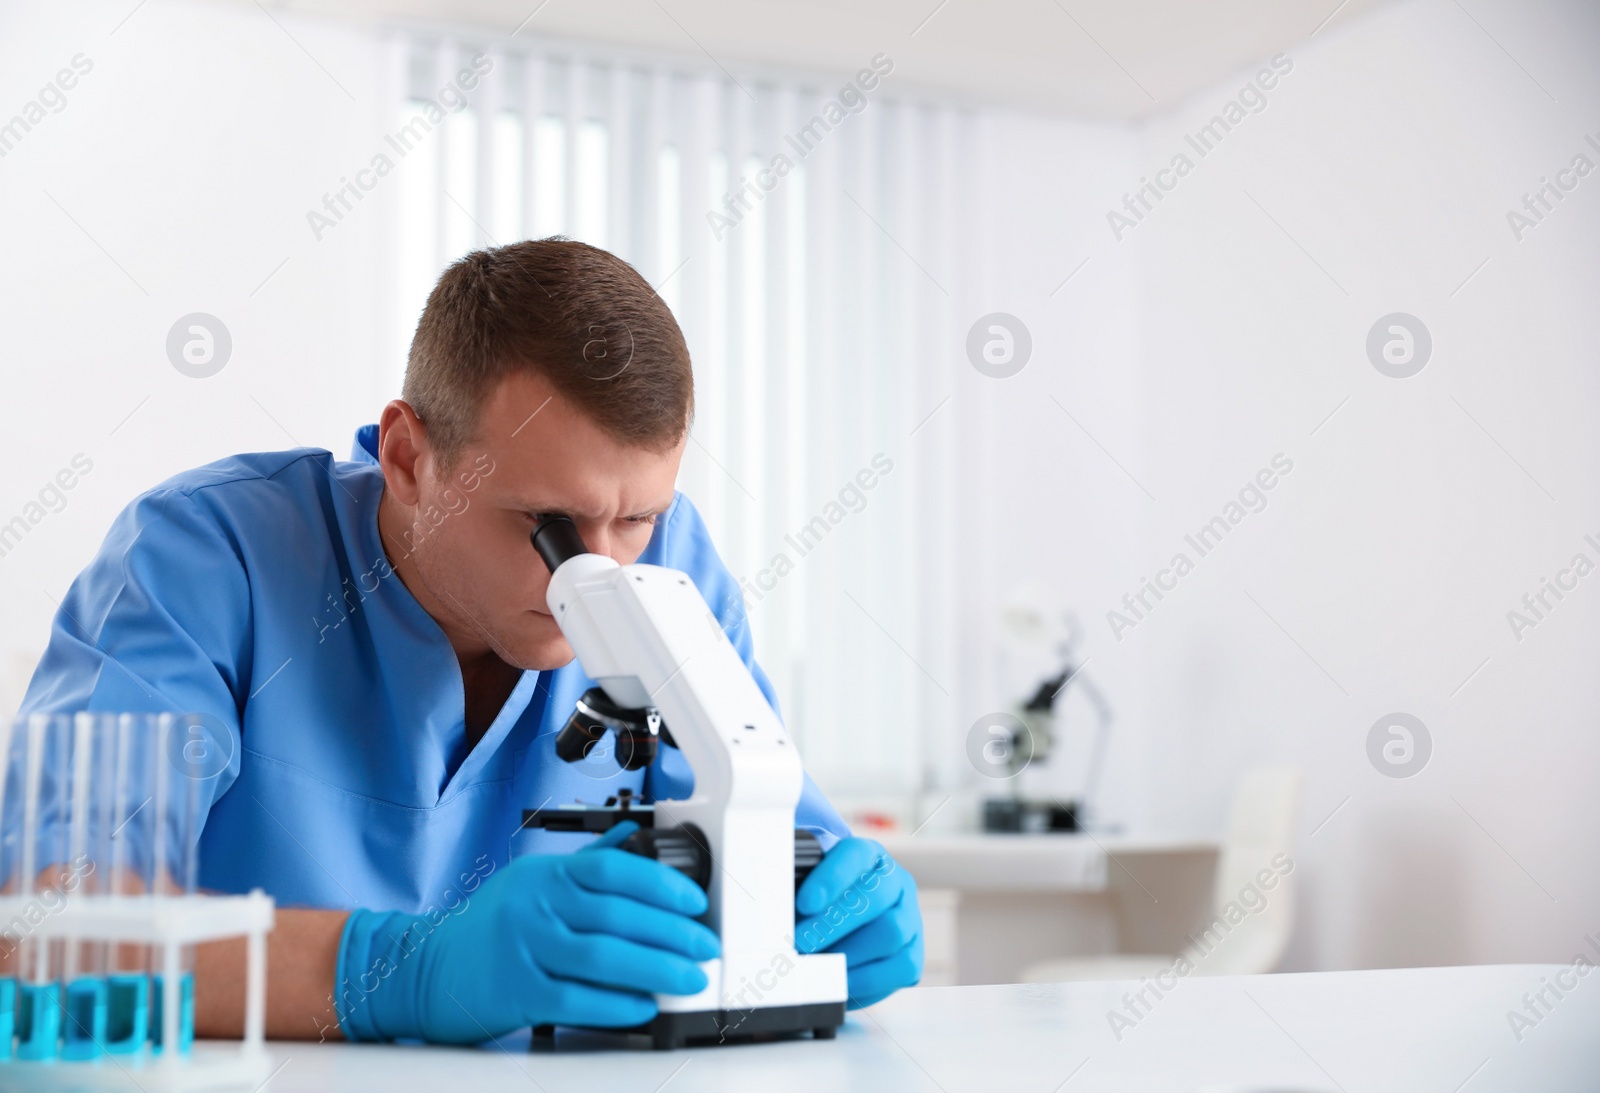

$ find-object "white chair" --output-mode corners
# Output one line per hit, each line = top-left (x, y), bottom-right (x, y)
(1020, 766), (1303, 983)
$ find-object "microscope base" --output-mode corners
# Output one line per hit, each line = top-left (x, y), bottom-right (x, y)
(531, 1001), (846, 1052)
(642, 1000), (846, 1050)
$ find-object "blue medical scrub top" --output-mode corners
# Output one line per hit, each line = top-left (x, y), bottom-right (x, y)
(17, 426), (848, 915)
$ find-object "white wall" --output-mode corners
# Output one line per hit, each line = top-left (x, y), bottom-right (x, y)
(0, 0), (394, 715)
(1111, 0), (1600, 969)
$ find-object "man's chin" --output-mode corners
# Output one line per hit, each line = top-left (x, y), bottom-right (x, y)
(515, 634), (577, 672)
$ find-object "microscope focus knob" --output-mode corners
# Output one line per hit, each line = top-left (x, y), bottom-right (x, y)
(621, 824), (713, 891)
(793, 830), (824, 889)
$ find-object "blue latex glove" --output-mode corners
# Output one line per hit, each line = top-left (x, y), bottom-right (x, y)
(794, 837), (923, 1009)
(335, 822), (718, 1043)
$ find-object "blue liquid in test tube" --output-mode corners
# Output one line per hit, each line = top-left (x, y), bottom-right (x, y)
(149, 972), (194, 1054)
(105, 972), (149, 1053)
(0, 972), (13, 1062)
(62, 976), (108, 1061)
(0, 977), (13, 1059)
(15, 980), (61, 1061)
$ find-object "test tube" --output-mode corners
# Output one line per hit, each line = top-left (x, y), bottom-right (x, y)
(87, 713), (123, 1050)
(60, 712), (110, 1061)
(15, 713), (66, 1060)
(104, 712), (149, 1054)
(149, 713), (195, 1055)
(0, 715), (22, 1060)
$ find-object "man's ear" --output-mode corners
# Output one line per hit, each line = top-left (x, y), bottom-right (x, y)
(378, 400), (430, 506)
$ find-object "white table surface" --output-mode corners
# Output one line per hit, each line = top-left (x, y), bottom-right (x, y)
(254, 964), (1598, 1092)
(877, 832), (1219, 891)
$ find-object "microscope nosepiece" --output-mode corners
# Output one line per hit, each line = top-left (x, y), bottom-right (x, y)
(556, 686), (663, 771)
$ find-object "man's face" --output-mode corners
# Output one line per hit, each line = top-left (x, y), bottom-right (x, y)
(381, 370), (684, 670)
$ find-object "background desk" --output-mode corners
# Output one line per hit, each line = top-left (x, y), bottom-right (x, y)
(260, 965), (1597, 1092)
(878, 833), (1221, 985)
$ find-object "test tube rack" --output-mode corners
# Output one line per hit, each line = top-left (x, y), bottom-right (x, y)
(0, 889), (274, 1091)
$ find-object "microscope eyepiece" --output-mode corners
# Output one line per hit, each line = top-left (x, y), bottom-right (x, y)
(531, 514), (590, 573)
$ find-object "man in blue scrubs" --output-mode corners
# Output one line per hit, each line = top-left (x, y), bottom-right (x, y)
(18, 240), (922, 1043)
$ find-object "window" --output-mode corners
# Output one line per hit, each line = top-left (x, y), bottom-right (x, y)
(390, 35), (972, 810)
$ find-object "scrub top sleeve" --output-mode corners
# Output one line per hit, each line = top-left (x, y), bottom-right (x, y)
(18, 488), (250, 821)
(794, 772), (851, 851)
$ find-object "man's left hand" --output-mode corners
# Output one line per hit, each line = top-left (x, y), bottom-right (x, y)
(794, 837), (922, 1009)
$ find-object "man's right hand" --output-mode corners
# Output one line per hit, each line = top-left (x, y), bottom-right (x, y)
(335, 822), (719, 1044)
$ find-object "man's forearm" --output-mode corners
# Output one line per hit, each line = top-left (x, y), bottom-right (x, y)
(195, 907), (349, 1041)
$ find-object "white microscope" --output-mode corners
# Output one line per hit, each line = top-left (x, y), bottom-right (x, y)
(521, 515), (847, 1050)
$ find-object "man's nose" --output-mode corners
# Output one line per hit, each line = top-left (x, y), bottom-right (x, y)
(575, 520), (615, 560)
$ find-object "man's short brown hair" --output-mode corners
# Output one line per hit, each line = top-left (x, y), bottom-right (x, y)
(403, 238), (693, 463)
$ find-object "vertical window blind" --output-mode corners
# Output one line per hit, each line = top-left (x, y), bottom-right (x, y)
(385, 32), (974, 812)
